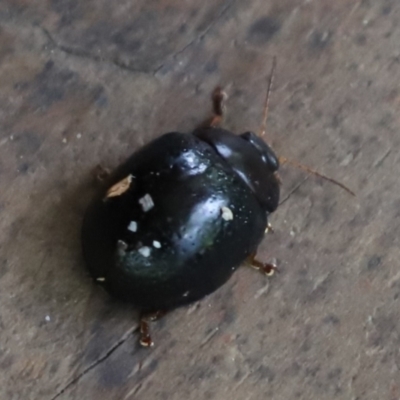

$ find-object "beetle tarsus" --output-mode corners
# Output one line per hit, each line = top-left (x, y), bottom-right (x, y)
(139, 320), (154, 347)
(139, 310), (167, 347)
(247, 254), (278, 277)
(265, 222), (274, 234)
(209, 86), (227, 127)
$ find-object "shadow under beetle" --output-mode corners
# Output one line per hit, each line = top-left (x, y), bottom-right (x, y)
(82, 60), (353, 346)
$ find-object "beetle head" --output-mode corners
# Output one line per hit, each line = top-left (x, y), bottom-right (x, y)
(240, 131), (279, 172)
(194, 127), (280, 214)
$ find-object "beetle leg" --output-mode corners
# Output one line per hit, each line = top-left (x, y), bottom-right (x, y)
(139, 310), (167, 347)
(274, 171), (282, 185)
(93, 165), (110, 183)
(246, 253), (278, 277)
(209, 87), (227, 127)
(264, 222), (274, 234)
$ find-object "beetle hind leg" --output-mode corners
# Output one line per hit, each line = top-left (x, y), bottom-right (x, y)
(139, 310), (167, 347)
(246, 253), (278, 277)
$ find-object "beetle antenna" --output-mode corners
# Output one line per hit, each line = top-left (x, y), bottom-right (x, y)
(259, 56), (277, 137)
(279, 156), (355, 196)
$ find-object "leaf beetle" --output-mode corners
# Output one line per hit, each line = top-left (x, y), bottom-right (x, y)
(82, 59), (353, 346)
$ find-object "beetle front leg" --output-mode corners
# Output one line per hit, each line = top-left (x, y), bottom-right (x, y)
(93, 165), (111, 183)
(139, 310), (167, 347)
(208, 87), (227, 127)
(246, 253), (278, 277)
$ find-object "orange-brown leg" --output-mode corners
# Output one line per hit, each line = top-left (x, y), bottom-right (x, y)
(139, 310), (167, 347)
(247, 253), (278, 276)
(208, 86), (227, 127)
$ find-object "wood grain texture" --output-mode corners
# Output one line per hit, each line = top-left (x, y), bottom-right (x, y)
(0, 0), (399, 399)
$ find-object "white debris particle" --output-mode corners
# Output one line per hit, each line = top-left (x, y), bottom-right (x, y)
(221, 206), (234, 221)
(127, 221), (138, 232)
(152, 240), (161, 248)
(45, 315), (51, 322)
(138, 246), (151, 257)
(183, 291), (190, 297)
(96, 277), (106, 282)
(62, 138), (67, 144)
(76, 133), (82, 139)
(139, 194), (154, 212)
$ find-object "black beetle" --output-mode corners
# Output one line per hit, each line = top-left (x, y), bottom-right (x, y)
(82, 61), (353, 346)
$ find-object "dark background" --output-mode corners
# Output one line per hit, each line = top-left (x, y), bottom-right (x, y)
(0, 0), (399, 399)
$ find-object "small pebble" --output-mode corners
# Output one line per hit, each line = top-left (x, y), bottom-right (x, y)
(45, 315), (51, 322)
(153, 240), (161, 248)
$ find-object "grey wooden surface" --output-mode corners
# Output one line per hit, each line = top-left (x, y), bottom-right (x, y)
(0, 0), (399, 399)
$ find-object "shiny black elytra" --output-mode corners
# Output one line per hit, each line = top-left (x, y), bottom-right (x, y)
(82, 73), (282, 346)
(82, 129), (280, 308)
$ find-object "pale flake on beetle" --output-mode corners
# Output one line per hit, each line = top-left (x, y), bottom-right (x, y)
(127, 221), (138, 232)
(221, 206), (234, 221)
(117, 240), (128, 256)
(139, 194), (154, 212)
(182, 291), (190, 297)
(96, 277), (106, 282)
(106, 175), (134, 198)
(153, 240), (161, 249)
(138, 246), (151, 257)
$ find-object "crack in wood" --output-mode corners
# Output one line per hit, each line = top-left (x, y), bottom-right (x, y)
(153, 0), (236, 74)
(41, 0), (235, 78)
(41, 27), (154, 76)
(50, 326), (137, 400)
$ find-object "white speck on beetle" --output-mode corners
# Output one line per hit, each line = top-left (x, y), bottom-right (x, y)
(139, 194), (154, 212)
(127, 221), (138, 232)
(96, 277), (106, 282)
(221, 206), (233, 221)
(152, 240), (161, 248)
(138, 246), (151, 257)
(117, 240), (128, 251)
(183, 291), (189, 297)
(45, 315), (51, 322)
